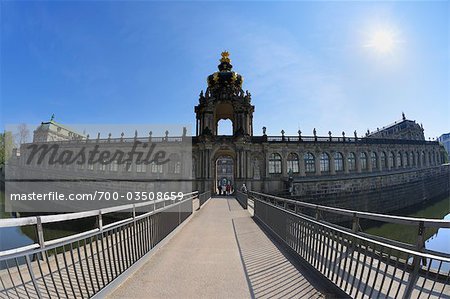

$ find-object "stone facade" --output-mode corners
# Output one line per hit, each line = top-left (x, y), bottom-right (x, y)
(192, 53), (447, 201)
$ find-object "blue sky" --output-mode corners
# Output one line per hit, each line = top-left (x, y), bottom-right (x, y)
(1, 1), (449, 139)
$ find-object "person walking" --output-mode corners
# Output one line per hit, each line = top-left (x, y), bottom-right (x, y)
(241, 183), (247, 193)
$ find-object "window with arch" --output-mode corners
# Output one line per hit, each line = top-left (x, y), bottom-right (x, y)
(405, 152), (409, 167)
(151, 161), (163, 173)
(168, 153), (182, 174)
(397, 152), (402, 168)
(192, 158), (197, 178)
(370, 152), (377, 170)
(334, 152), (344, 172)
(136, 163), (146, 173)
(304, 152), (316, 173)
(348, 152), (356, 171)
(428, 152), (432, 166)
(320, 152), (330, 172)
(360, 152), (368, 170)
(380, 151), (387, 169)
(422, 151), (426, 166)
(389, 152), (395, 168)
(287, 153), (299, 174)
(268, 153), (282, 174)
(411, 152), (415, 166)
(110, 160), (118, 172)
(217, 119), (233, 136)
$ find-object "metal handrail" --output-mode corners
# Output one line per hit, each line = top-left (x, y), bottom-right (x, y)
(0, 191), (198, 228)
(249, 191), (450, 229)
(0, 191), (198, 298)
(0, 192), (198, 257)
(235, 191), (248, 209)
(250, 192), (450, 299)
(256, 197), (450, 261)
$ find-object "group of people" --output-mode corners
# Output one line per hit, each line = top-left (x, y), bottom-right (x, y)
(217, 183), (248, 195)
(217, 184), (233, 196)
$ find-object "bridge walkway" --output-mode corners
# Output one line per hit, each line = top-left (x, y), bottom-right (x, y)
(108, 197), (327, 299)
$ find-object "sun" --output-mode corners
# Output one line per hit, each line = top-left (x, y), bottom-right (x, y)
(365, 27), (400, 54)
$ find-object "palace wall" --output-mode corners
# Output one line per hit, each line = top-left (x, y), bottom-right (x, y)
(288, 164), (449, 214)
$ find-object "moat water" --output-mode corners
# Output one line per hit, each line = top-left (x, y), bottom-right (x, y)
(1, 192), (449, 255)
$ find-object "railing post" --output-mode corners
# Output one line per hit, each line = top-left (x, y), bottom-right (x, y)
(36, 216), (45, 249)
(352, 213), (359, 232)
(403, 221), (425, 299)
(97, 210), (103, 232)
(315, 207), (320, 220)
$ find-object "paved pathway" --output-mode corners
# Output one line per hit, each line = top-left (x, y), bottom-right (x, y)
(108, 197), (325, 299)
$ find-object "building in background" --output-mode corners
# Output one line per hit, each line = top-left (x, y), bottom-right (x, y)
(33, 115), (86, 142)
(438, 133), (450, 160)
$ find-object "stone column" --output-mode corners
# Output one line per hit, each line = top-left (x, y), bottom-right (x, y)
(282, 150), (288, 177)
(315, 152), (321, 176)
(330, 152), (336, 175)
(299, 151), (306, 177)
(356, 152), (362, 173)
(344, 152), (349, 174)
(377, 151), (382, 171)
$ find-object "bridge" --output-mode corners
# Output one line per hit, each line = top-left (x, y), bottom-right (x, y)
(0, 191), (449, 298)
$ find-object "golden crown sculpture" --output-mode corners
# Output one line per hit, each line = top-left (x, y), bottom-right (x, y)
(220, 51), (231, 63)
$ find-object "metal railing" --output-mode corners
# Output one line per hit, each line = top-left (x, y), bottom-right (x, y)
(198, 191), (211, 207)
(249, 191), (450, 299)
(235, 191), (248, 209)
(0, 191), (198, 298)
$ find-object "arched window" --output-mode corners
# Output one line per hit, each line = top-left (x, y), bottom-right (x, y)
(268, 153), (282, 174)
(380, 151), (387, 170)
(370, 152), (377, 170)
(110, 160), (118, 172)
(360, 152), (368, 170)
(405, 152), (409, 167)
(151, 161), (163, 173)
(287, 153), (299, 173)
(411, 151), (415, 166)
(136, 163), (146, 173)
(320, 153), (330, 172)
(334, 152), (344, 172)
(422, 151), (426, 166)
(217, 119), (233, 135)
(428, 152), (432, 166)
(389, 151), (395, 168)
(348, 152), (356, 171)
(168, 153), (181, 174)
(397, 151), (402, 168)
(192, 157), (197, 178)
(304, 152), (315, 173)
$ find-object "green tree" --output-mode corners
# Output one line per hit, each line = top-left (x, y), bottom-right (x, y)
(0, 131), (14, 167)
